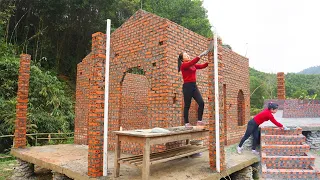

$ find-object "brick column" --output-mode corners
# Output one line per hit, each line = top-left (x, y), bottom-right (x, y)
(277, 72), (285, 100)
(13, 54), (31, 148)
(208, 38), (226, 171)
(87, 32), (106, 177)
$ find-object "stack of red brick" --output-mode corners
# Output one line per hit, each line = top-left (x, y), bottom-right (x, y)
(261, 127), (320, 179)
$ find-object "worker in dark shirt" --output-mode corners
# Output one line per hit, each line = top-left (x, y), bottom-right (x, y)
(237, 102), (287, 155)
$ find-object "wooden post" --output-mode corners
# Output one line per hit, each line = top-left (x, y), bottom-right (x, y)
(114, 134), (121, 177)
(142, 138), (151, 180)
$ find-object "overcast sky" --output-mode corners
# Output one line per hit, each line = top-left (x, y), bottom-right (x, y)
(203, 0), (320, 73)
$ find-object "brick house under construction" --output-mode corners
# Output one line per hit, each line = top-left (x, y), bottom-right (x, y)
(74, 10), (250, 154)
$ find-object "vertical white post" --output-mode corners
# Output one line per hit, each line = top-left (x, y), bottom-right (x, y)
(103, 19), (111, 177)
(213, 29), (220, 173)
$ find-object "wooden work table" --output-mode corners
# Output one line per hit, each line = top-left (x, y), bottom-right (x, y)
(113, 127), (209, 180)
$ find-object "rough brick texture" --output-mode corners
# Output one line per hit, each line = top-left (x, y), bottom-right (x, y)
(283, 99), (320, 118)
(261, 126), (320, 179)
(277, 72), (285, 100)
(262, 144), (310, 156)
(262, 134), (306, 145)
(87, 32), (106, 177)
(219, 46), (250, 145)
(261, 127), (302, 135)
(74, 10), (250, 176)
(262, 152), (315, 169)
(263, 99), (320, 118)
(207, 46), (226, 171)
(14, 54), (31, 149)
(74, 54), (91, 145)
(262, 164), (320, 180)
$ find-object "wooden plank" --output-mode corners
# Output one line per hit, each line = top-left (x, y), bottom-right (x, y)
(118, 135), (144, 144)
(149, 131), (209, 145)
(120, 146), (208, 166)
(114, 128), (208, 138)
(142, 138), (150, 180)
(114, 135), (121, 178)
(122, 147), (190, 164)
(151, 147), (206, 165)
(150, 147), (207, 165)
(132, 146), (208, 166)
(118, 145), (190, 161)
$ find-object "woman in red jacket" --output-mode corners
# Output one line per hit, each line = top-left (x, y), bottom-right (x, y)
(178, 50), (209, 128)
(237, 102), (287, 155)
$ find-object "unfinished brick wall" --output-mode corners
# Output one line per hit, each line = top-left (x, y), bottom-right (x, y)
(107, 10), (169, 153)
(74, 9), (250, 176)
(277, 72), (285, 100)
(120, 73), (149, 130)
(283, 100), (320, 118)
(87, 32), (106, 177)
(74, 54), (91, 145)
(14, 54), (31, 148)
(220, 47), (250, 145)
(119, 73), (150, 154)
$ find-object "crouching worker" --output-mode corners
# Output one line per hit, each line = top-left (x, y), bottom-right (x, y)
(237, 102), (287, 155)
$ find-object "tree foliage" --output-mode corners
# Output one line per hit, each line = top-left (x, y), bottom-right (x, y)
(250, 68), (320, 111)
(0, 0), (212, 152)
(0, 52), (74, 152)
(298, 66), (320, 75)
(1, 0), (212, 80)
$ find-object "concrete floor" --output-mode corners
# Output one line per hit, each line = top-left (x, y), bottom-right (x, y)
(11, 144), (259, 180)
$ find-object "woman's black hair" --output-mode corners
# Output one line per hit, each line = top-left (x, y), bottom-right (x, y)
(268, 102), (279, 110)
(178, 52), (183, 72)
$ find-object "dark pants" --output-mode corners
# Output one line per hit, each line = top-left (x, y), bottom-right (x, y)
(183, 82), (204, 124)
(239, 119), (259, 150)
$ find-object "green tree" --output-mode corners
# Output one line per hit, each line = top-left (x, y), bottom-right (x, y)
(143, 0), (212, 37)
(250, 76), (266, 108)
(0, 51), (74, 152)
(3, 0), (212, 81)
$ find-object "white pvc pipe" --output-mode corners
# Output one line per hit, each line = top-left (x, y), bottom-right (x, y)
(103, 19), (111, 177)
(213, 29), (220, 173)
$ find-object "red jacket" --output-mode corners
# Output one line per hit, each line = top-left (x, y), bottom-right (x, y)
(254, 109), (283, 127)
(180, 57), (208, 83)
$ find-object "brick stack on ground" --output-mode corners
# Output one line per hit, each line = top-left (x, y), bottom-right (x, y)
(261, 127), (320, 179)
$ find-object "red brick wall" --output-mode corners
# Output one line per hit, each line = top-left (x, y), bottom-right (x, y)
(74, 9), (250, 176)
(119, 73), (150, 154)
(277, 72), (285, 100)
(107, 10), (169, 152)
(283, 100), (320, 118)
(14, 54), (31, 148)
(87, 32), (106, 177)
(220, 47), (250, 145)
(74, 54), (91, 145)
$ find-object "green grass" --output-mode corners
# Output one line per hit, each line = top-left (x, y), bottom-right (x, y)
(0, 159), (16, 180)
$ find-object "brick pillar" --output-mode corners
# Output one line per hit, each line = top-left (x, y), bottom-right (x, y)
(13, 54), (31, 148)
(208, 38), (226, 171)
(277, 72), (285, 100)
(87, 32), (106, 177)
